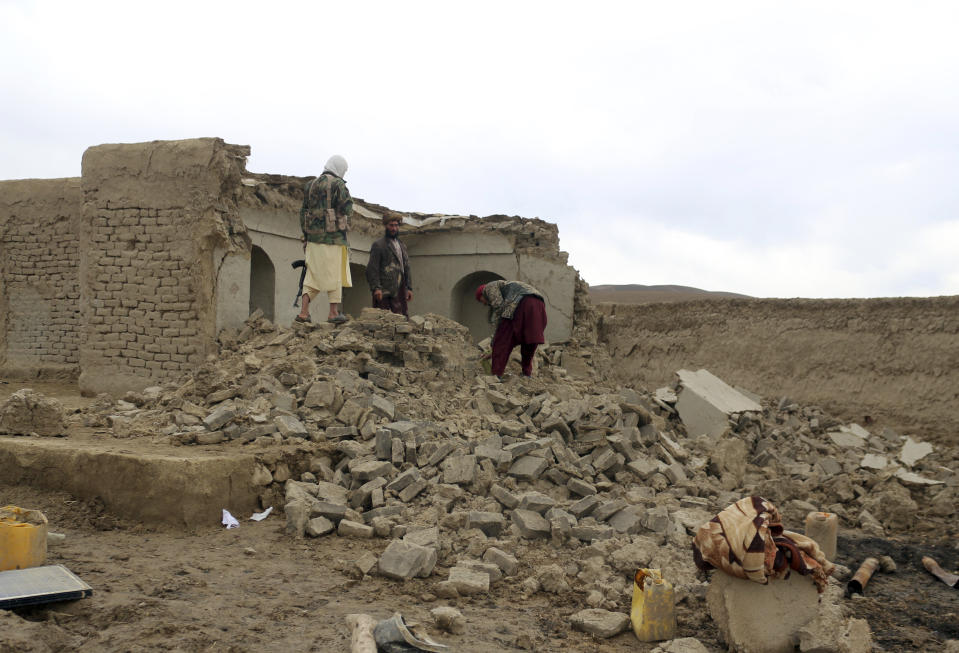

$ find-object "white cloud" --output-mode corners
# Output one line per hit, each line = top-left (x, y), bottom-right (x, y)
(2, 1), (958, 297)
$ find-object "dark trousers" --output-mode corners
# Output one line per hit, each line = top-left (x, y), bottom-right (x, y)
(490, 296), (547, 376)
(372, 279), (409, 317)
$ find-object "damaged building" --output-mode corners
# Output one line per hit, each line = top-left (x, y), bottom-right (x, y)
(0, 137), (586, 395)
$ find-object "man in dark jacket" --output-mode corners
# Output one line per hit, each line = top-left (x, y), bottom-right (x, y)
(366, 215), (413, 316)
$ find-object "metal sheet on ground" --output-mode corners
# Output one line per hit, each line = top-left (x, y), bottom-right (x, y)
(0, 564), (92, 609)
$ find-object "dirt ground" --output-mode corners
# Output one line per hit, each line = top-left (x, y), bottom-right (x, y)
(1, 381), (957, 652)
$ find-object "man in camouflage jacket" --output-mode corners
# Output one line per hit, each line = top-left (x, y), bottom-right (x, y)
(296, 155), (353, 324)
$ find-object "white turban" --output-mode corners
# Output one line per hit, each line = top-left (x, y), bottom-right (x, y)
(324, 155), (348, 179)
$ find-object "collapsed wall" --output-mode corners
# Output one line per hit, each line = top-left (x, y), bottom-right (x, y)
(231, 172), (584, 345)
(0, 177), (83, 378)
(597, 297), (959, 446)
(77, 138), (250, 394)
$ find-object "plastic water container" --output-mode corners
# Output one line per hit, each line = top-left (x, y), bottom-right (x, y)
(0, 506), (48, 571)
(631, 568), (676, 642)
(804, 511), (838, 561)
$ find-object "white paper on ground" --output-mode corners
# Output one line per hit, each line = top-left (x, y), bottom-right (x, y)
(221, 509), (240, 529)
(250, 506), (273, 521)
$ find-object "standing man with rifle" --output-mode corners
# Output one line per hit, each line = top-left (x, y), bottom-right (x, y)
(296, 155), (353, 324)
(366, 214), (413, 317)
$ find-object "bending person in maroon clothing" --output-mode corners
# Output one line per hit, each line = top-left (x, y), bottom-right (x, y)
(476, 280), (548, 377)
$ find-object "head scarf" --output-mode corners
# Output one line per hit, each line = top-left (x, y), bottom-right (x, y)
(475, 284), (486, 302)
(324, 155), (348, 179)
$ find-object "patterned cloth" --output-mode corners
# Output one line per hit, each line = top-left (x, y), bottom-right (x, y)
(482, 280), (544, 324)
(692, 496), (835, 593)
(300, 172), (353, 246)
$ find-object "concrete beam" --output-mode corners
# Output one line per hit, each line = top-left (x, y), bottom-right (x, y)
(675, 369), (762, 438)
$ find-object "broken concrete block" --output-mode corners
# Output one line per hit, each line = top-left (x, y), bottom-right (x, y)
(518, 491), (555, 514)
(378, 540), (435, 580)
(570, 524), (614, 541)
(567, 477), (597, 497)
(284, 499), (310, 538)
(202, 406), (236, 431)
(391, 438), (405, 466)
(569, 494), (601, 519)
(303, 380), (336, 408)
(608, 505), (645, 534)
(386, 468), (420, 493)
(273, 414), (308, 438)
(490, 484), (520, 509)
(654, 638), (711, 653)
(337, 520), (374, 538)
(707, 571), (819, 653)
(480, 448), (514, 471)
(427, 441), (456, 467)
(899, 436), (933, 467)
(398, 479), (428, 502)
(196, 431), (225, 445)
(349, 477), (387, 509)
(467, 511), (506, 536)
(512, 509), (550, 539)
(371, 395), (395, 420)
(798, 600), (874, 653)
(305, 516), (335, 537)
(483, 546), (519, 575)
(860, 454), (888, 470)
(627, 456), (662, 481)
(355, 551), (379, 576)
(447, 566), (489, 595)
(675, 369), (762, 438)
(508, 455), (548, 481)
(431, 606), (465, 634)
(593, 500), (628, 523)
(459, 559), (503, 583)
(569, 608), (630, 638)
(642, 506), (672, 534)
(441, 454), (477, 485)
(310, 501), (348, 522)
(375, 428), (393, 460)
(829, 429), (866, 449)
(349, 459), (394, 482)
(893, 468), (944, 487)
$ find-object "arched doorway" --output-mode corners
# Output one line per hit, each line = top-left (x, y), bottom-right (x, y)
(341, 263), (371, 318)
(249, 246), (275, 321)
(452, 271), (504, 342)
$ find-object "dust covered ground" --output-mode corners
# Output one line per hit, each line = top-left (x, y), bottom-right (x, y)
(3, 468), (957, 652)
(1, 305), (957, 652)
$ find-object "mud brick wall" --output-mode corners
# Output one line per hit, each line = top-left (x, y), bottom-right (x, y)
(78, 138), (250, 394)
(598, 297), (959, 446)
(0, 178), (83, 378)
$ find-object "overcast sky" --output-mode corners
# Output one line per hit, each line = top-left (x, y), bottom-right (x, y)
(2, 1), (957, 298)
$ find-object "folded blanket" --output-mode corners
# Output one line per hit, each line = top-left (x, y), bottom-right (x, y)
(692, 496), (835, 593)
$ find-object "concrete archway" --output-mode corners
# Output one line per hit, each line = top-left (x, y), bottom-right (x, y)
(249, 246), (275, 321)
(452, 271), (504, 342)
(341, 263), (371, 318)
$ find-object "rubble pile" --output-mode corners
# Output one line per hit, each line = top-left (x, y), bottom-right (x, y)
(0, 388), (65, 436)
(65, 307), (958, 648)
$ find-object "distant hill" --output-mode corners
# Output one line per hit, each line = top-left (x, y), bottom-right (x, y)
(589, 284), (752, 304)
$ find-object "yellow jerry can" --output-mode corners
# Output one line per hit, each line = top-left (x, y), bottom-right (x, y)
(631, 568), (676, 642)
(0, 505), (48, 571)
